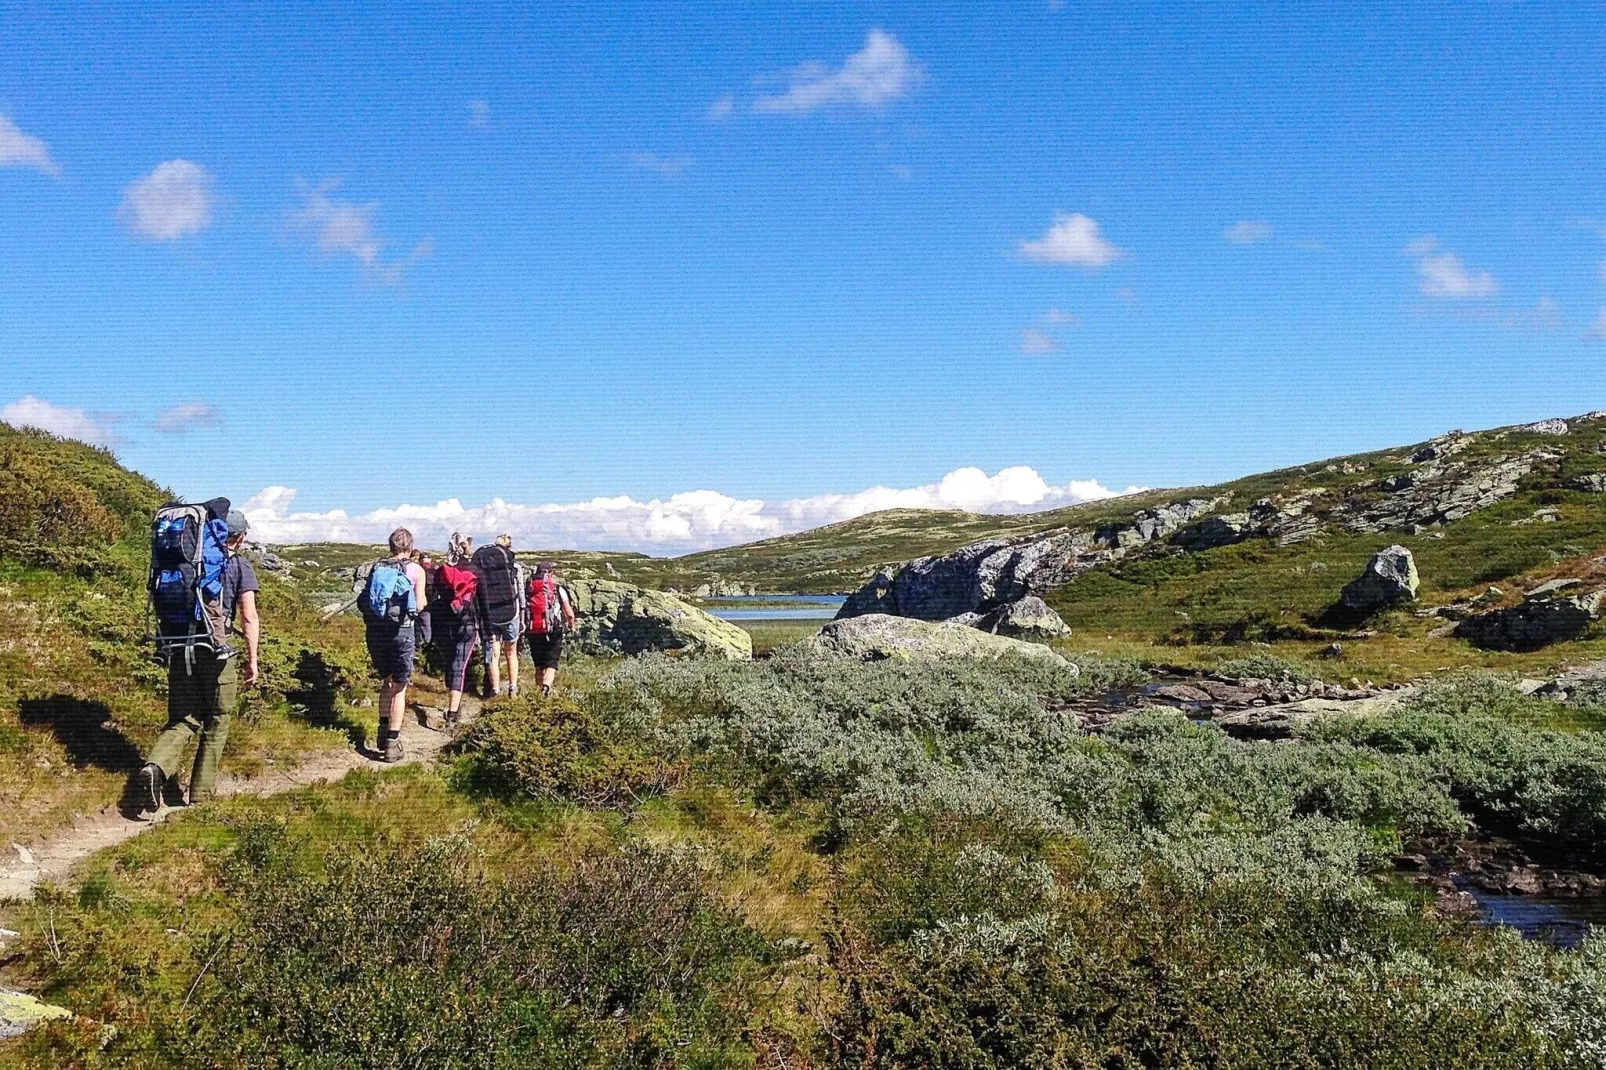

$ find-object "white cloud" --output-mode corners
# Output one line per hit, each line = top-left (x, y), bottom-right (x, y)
(0, 114), (59, 176)
(119, 160), (215, 241)
(466, 99), (490, 129)
(752, 29), (923, 115)
(154, 402), (222, 434)
(1019, 328), (1061, 355)
(1402, 236), (1496, 299)
(1019, 212), (1124, 267)
(1587, 308), (1606, 342)
(2, 395), (120, 447)
(242, 467), (1142, 553)
(706, 94), (736, 121)
(1043, 307), (1079, 326)
(1223, 219), (1272, 244)
(290, 181), (426, 282)
(627, 152), (693, 178)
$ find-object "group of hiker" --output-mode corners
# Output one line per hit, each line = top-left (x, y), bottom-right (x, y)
(135, 496), (574, 815)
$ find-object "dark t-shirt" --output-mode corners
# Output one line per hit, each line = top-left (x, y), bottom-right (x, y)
(219, 554), (261, 625)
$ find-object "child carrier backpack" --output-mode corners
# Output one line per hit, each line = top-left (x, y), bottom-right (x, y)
(356, 558), (418, 625)
(472, 545), (520, 627)
(148, 497), (233, 669)
(526, 573), (564, 635)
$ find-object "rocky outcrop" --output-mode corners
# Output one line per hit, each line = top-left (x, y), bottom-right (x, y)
(1336, 451), (1539, 534)
(812, 613), (1071, 666)
(0, 987), (73, 1039)
(838, 497), (1221, 624)
(1455, 582), (1603, 652)
(567, 579), (752, 660)
(1340, 546), (1419, 612)
(1522, 418), (1570, 435)
(1566, 473), (1606, 493)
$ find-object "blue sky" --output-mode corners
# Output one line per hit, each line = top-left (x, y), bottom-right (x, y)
(3, 2), (1605, 550)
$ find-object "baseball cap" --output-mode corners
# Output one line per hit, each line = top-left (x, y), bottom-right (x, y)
(226, 509), (250, 537)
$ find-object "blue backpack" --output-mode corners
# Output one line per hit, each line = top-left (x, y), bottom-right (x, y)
(357, 558), (418, 624)
(149, 498), (233, 666)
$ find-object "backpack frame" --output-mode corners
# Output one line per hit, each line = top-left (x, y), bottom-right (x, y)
(147, 498), (234, 673)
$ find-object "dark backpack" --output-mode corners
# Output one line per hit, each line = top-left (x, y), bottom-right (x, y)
(472, 545), (520, 627)
(149, 497), (233, 666)
(356, 558), (418, 624)
(526, 573), (565, 635)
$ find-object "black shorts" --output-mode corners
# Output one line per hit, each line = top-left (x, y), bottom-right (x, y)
(365, 620), (416, 684)
(437, 621), (479, 692)
(525, 631), (564, 669)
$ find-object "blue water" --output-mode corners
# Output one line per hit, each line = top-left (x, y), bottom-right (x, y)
(706, 594), (845, 622)
(1459, 880), (1606, 949)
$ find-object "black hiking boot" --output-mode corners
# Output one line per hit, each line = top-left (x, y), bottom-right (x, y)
(444, 708), (460, 731)
(137, 763), (165, 818)
(382, 732), (404, 763)
(541, 684), (553, 699)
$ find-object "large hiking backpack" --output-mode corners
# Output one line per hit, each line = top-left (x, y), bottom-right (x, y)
(149, 498), (233, 667)
(356, 558), (419, 625)
(436, 562), (479, 616)
(472, 545), (520, 627)
(526, 573), (565, 635)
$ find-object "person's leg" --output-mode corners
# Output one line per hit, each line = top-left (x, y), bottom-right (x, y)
(141, 660), (204, 811)
(541, 666), (557, 688)
(504, 635), (519, 695)
(485, 639), (502, 696)
(187, 656), (238, 803)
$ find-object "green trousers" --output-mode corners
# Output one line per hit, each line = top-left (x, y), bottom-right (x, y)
(146, 652), (239, 802)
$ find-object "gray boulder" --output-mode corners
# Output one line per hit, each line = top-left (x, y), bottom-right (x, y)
(567, 579), (752, 660)
(974, 595), (1070, 639)
(1456, 587), (1603, 652)
(1340, 546), (1420, 612)
(1566, 473), (1606, 493)
(812, 613), (1071, 666)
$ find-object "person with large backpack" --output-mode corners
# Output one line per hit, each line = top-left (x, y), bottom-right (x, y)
(472, 534), (524, 699)
(358, 528), (428, 762)
(431, 532), (481, 729)
(524, 560), (575, 698)
(137, 505), (260, 816)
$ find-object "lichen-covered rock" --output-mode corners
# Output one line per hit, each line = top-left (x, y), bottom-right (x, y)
(1522, 418), (1571, 435)
(0, 987), (73, 1039)
(1337, 452), (1539, 533)
(975, 595), (1070, 639)
(1566, 473), (1606, 493)
(1340, 546), (1419, 612)
(812, 613), (1071, 666)
(1455, 587), (1603, 652)
(567, 579), (752, 660)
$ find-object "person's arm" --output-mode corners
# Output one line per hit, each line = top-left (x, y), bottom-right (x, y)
(239, 590), (261, 686)
(560, 586), (576, 629)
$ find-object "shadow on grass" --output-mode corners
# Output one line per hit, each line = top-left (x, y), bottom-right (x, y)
(286, 649), (366, 748)
(18, 694), (143, 773)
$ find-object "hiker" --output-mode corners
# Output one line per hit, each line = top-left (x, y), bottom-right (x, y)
(137, 508), (260, 815)
(524, 560), (575, 697)
(361, 528), (427, 762)
(412, 550), (434, 648)
(431, 532), (480, 728)
(472, 533), (524, 698)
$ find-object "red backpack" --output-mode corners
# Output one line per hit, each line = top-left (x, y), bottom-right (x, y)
(437, 562), (479, 615)
(526, 573), (564, 635)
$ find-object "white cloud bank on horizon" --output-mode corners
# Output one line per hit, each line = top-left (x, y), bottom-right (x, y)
(242, 467), (1145, 554)
(0, 114), (60, 176)
(1, 395), (120, 446)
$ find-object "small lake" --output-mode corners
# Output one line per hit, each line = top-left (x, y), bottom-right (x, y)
(1459, 880), (1606, 949)
(705, 594), (846, 621)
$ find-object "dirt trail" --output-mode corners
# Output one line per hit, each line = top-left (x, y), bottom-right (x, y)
(0, 697), (479, 901)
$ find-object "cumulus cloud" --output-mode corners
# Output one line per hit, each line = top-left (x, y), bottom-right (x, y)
(154, 402), (222, 434)
(466, 99), (490, 129)
(1019, 328), (1061, 355)
(119, 160), (216, 241)
(1223, 220), (1272, 244)
(1043, 307), (1079, 326)
(1019, 212), (1124, 267)
(290, 181), (427, 283)
(2, 395), (120, 446)
(752, 29), (923, 114)
(0, 114), (59, 176)
(706, 94), (737, 121)
(1587, 308), (1606, 342)
(1402, 234), (1498, 299)
(242, 467), (1142, 553)
(627, 152), (693, 178)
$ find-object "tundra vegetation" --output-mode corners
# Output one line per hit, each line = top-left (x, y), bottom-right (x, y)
(5, 417), (1606, 1067)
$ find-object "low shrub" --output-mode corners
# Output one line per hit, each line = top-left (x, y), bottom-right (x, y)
(462, 695), (685, 808)
(1215, 651), (1322, 684)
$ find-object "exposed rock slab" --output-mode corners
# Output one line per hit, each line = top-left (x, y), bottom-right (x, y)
(0, 987), (73, 1040)
(812, 613), (1070, 666)
(1455, 587), (1604, 652)
(568, 579), (753, 660)
(1212, 689), (1411, 740)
